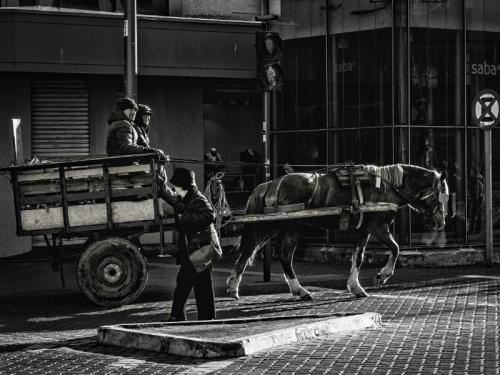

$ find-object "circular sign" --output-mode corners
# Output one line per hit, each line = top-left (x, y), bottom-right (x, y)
(472, 89), (500, 130)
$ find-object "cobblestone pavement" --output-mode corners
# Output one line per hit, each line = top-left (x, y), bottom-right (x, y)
(0, 257), (499, 374)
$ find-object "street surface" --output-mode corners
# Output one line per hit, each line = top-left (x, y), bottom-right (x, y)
(0, 253), (499, 374)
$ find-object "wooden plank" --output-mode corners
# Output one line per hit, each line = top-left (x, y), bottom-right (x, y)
(151, 160), (160, 225)
(66, 188), (152, 202)
(232, 203), (399, 224)
(19, 175), (153, 195)
(103, 165), (113, 230)
(59, 166), (70, 232)
(11, 171), (23, 236)
(232, 207), (344, 223)
(263, 203), (305, 214)
(17, 163), (151, 182)
(20, 199), (156, 231)
(359, 202), (398, 212)
(2, 154), (156, 172)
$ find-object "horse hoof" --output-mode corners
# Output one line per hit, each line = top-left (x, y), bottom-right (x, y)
(227, 290), (239, 300)
(378, 273), (392, 285)
(355, 291), (369, 298)
(300, 293), (314, 301)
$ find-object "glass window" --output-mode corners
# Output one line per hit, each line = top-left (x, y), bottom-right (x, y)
(276, 0), (327, 131)
(278, 36), (327, 131)
(466, 0), (500, 126)
(272, 131), (326, 174)
(330, 30), (393, 128)
(328, 128), (393, 166)
(410, 0), (463, 126)
(328, 1), (393, 128)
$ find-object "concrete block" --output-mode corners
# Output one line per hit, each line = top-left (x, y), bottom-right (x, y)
(98, 313), (382, 358)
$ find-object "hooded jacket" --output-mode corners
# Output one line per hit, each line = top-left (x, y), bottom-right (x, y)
(106, 110), (154, 156)
(134, 108), (151, 149)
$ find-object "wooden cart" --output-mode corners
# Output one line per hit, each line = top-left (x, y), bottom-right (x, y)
(0, 153), (174, 307)
(0, 153), (399, 307)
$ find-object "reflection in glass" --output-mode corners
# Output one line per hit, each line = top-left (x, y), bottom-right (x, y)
(410, 128), (465, 245)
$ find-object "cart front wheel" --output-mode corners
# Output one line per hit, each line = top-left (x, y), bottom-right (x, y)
(76, 237), (148, 307)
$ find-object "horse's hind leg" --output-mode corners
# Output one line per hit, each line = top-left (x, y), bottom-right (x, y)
(347, 231), (371, 298)
(226, 224), (276, 300)
(371, 224), (399, 286)
(277, 225), (312, 301)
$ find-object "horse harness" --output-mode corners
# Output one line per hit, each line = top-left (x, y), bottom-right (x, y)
(367, 169), (449, 220)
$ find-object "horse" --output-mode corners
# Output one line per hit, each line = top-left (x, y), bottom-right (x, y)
(226, 164), (449, 300)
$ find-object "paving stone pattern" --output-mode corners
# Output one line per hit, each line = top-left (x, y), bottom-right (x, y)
(0, 265), (499, 374)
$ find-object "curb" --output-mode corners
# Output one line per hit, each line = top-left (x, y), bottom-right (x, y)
(97, 312), (382, 358)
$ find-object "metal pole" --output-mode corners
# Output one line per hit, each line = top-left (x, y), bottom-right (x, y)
(263, 90), (271, 282)
(261, 0), (271, 282)
(124, 0), (138, 100)
(484, 130), (493, 266)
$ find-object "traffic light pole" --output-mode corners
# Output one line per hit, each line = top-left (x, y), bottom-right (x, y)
(263, 89), (271, 282)
(485, 130), (493, 266)
(124, 0), (138, 100)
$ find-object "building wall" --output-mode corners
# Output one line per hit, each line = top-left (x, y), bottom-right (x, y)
(0, 9), (258, 78)
(0, 74), (32, 257)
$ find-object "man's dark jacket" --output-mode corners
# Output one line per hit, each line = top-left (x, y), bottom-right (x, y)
(174, 187), (222, 265)
(106, 110), (154, 156)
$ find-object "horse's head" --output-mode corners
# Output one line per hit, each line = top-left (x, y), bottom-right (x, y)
(417, 171), (449, 231)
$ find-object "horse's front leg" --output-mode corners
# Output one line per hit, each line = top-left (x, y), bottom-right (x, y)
(226, 225), (276, 300)
(371, 224), (399, 287)
(347, 231), (371, 298)
(278, 225), (312, 301)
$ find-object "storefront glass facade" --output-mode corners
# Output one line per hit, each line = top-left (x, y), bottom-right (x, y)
(272, 0), (500, 249)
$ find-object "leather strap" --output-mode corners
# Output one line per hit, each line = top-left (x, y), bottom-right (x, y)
(307, 173), (320, 208)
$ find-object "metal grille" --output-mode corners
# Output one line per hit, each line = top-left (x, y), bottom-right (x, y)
(31, 79), (90, 158)
(31, 78), (90, 247)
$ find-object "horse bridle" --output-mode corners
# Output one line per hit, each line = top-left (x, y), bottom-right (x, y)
(393, 176), (449, 219)
(334, 165), (449, 219)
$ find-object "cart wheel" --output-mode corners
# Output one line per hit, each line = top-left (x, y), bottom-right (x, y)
(76, 237), (148, 308)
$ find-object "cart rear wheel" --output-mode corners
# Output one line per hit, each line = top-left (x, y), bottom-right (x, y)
(76, 237), (148, 307)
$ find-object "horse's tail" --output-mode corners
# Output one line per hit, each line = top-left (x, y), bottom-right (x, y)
(229, 182), (272, 265)
(245, 181), (271, 214)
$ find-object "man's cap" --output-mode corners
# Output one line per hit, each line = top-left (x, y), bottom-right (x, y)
(170, 168), (196, 190)
(117, 97), (138, 111)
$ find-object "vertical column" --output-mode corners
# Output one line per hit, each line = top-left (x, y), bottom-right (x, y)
(484, 130), (493, 266)
(124, 0), (138, 100)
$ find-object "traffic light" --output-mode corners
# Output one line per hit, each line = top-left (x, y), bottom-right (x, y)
(256, 31), (283, 91)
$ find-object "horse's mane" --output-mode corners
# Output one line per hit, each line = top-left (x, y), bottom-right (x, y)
(363, 164), (404, 192)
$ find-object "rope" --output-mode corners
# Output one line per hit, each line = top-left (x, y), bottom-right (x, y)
(204, 172), (232, 235)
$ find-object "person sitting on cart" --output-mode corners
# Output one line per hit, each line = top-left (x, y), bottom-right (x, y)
(168, 167), (222, 321)
(106, 97), (176, 209)
(135, 104), (153, 149)
(106, 97), (166, 159)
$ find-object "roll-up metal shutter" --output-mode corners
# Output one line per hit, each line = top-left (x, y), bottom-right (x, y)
(31, 78), (90, 248)
(31, 79), (90, 158)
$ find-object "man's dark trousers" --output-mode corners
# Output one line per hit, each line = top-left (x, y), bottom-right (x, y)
(170, 262), (215, 320)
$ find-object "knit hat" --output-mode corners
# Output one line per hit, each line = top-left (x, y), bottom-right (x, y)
(169, 168), (196, 190)
(138, 104), (152, 116)
(117, 97), (138, 111)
